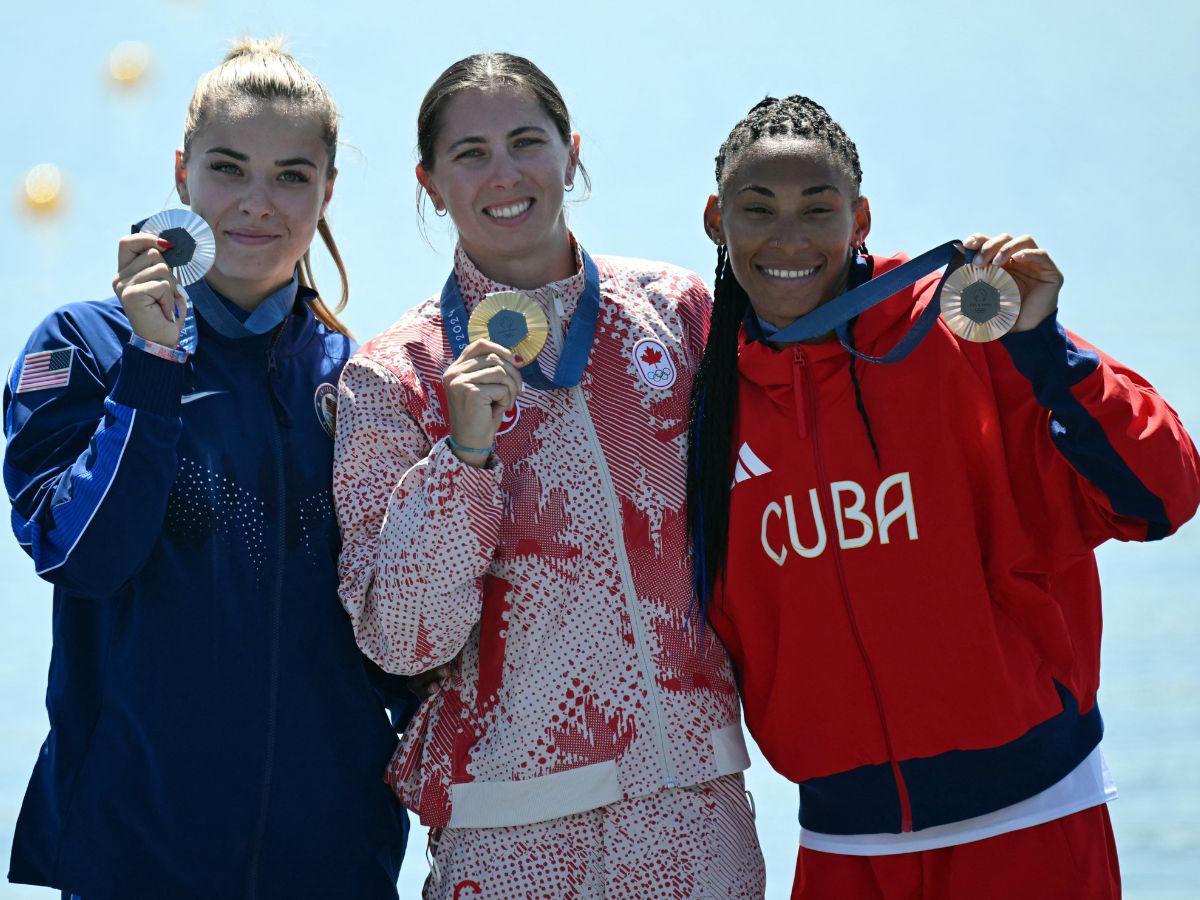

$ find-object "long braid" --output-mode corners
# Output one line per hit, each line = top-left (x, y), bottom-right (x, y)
(845, 319), (881, 466)
(688, 95), (867, 613)
(687, 245), (750, 614)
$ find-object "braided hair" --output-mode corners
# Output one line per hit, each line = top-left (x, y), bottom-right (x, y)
(687, 95), (870, 615)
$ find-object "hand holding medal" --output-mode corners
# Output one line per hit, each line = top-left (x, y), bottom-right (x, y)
(958, 232), (1063, 336)
(441, 335), (524, 467)
(115, 209), (214, 349)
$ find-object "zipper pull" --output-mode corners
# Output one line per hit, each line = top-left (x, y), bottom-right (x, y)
(265, 330), (292, 428)
(791, 347), (808, 439)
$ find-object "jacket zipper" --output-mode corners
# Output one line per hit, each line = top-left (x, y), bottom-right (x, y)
(246, 330), (288, 897)
(794, 347), (914, 832)
(547, 291), (677, 789)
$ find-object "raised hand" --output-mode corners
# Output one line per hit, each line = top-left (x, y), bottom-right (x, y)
(442, 339), (523, 466)
(963, 232), (1064, 333)
(113, 233), (188, 347)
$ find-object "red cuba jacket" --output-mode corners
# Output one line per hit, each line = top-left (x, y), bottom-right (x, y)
(708, 253), (1200, 836)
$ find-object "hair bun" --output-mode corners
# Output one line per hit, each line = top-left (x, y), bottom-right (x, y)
(223, 35), (288, 63)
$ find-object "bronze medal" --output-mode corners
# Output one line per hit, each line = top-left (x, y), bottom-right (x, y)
(939, 263), (1021, 342)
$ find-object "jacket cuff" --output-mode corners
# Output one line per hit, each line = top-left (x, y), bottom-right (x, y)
(111, 343), (186, 416)
(1000, 311), (1100, 398)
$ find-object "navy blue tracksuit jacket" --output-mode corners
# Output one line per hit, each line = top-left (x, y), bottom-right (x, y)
(4, 285), (410, 899)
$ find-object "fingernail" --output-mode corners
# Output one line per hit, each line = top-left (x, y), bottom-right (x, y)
(993, 254), (1005, 267)
(157, 238), (173, 250)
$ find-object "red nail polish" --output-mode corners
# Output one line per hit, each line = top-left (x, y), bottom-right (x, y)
(157, 238), (174, 250)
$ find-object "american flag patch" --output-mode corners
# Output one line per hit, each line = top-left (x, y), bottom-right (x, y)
(16, 347), (74, 393)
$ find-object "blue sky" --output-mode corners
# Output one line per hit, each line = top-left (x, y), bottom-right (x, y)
(3, 0), (1198, 896)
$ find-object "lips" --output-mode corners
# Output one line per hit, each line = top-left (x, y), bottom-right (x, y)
(483, 198), (533, 220)
(758, 263), (821, 280)
(225, 230), (281, 246)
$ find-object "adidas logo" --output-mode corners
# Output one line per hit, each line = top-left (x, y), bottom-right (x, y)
(732, 442), (771, 487)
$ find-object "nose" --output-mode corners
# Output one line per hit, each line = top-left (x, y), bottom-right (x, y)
(769, 216), (813, 253)
(488, 150), (522, 192)
(238, 174), (275, 218)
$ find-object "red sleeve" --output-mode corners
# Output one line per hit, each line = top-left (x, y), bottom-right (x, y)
(986, 311), (1200, 550)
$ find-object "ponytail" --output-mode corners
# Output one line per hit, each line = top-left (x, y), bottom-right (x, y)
(299, 217), (352, 338)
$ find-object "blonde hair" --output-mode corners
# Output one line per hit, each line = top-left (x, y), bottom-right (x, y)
(183, 37), (351, 337)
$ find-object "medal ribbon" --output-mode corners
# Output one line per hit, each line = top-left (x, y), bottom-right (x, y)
(764, 240), (976, 365)
(440, 249), (602, 391)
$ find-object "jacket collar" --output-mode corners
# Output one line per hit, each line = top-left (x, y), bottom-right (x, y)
(452, 236), (587, 319)
(191, 275), (298, 341)
(738, 252), (935, 388)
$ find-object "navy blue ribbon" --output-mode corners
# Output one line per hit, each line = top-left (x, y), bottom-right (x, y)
(766, 241), (975, 365)
(440, 250), (602, 391)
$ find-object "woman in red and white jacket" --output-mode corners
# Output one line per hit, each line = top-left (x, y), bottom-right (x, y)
(333, 54), (764, 898)
(687, 95), (1200, 899)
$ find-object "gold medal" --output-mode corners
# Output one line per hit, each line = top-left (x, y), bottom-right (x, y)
(939, 263), (1021, 342)
(468, 291), (549, 364)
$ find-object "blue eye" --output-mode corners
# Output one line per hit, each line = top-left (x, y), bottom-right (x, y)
(211, 161), (241, 175)
(279, 170), (310, 184)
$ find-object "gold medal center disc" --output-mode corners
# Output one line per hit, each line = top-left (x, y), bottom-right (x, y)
(939, 263), (1021, 343)
(468, 291), (549, 364)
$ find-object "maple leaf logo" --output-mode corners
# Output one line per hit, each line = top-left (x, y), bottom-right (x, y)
(640, 346), (663, 366)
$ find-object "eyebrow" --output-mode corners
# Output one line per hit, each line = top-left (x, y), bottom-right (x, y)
(206, 147), (317, 168)
(447, 125), (551, 153)
(737, 183), (840, 198)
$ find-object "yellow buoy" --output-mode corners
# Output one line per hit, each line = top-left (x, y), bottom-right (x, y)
(23, 164), (63, 214)
(108, 41), (151, 86)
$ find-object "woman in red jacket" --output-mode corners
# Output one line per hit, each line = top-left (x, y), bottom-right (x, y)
(687, 95), (1200, 899)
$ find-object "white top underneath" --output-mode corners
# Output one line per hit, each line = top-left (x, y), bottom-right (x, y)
(799, 745), (1117, 856)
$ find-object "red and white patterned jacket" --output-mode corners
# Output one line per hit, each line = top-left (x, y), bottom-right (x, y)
(334, 243), (749, 829)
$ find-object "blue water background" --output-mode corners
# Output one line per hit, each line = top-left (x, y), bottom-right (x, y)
(2, 0), (1197, 896)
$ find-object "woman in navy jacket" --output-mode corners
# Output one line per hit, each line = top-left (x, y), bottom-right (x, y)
(3, 39), (411, 899)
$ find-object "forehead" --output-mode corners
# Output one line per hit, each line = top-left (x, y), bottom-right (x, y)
(435, 85), (558, 148)
(722, 136), (851, 196)
(194, 98), (328, 157)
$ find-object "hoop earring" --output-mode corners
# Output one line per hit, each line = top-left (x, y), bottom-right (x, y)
(435, 207), (448, 218)
(564, 181), (575, 193)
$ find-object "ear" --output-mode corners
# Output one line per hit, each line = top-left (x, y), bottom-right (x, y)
(852, 195), (872, 249)
(415, 163), (445, 212)
(174, 149), (190, 205)
(564, 132), (582, 188)
(703, 195), (724, 246)
(320, 166), (338, 219)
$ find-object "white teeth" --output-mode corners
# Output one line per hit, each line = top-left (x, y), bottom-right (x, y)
(485, 199), (532, 219)
(763, 266), (817, 279)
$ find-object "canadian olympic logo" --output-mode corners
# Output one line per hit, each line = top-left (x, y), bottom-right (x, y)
(632, 337), (676, 390)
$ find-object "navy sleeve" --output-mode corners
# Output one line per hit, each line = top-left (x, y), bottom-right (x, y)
(4, 308), (187, 596)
